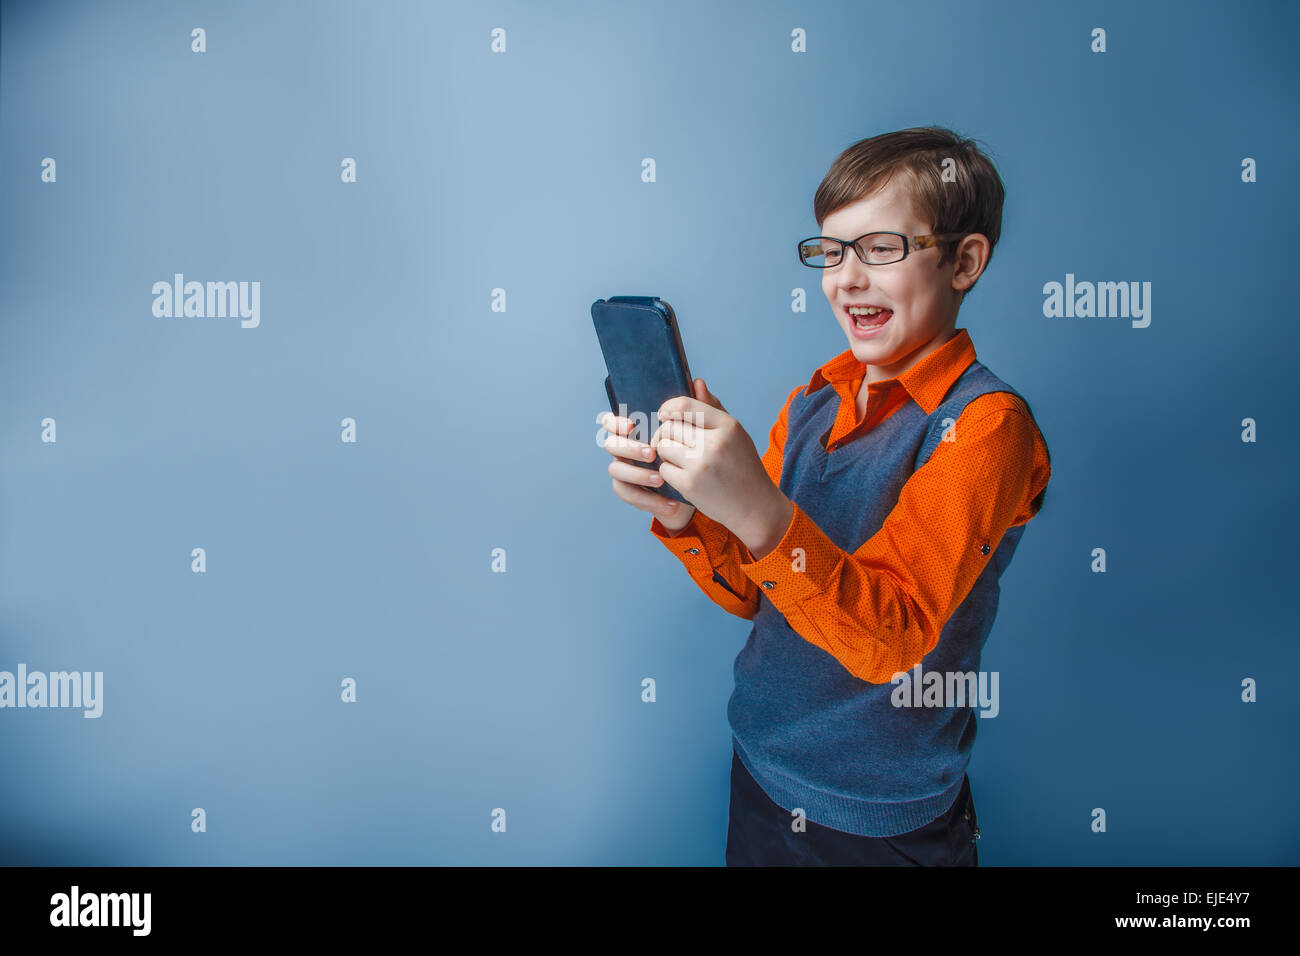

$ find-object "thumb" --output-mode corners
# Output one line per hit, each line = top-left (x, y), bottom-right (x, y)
(694, 378), (726, 411)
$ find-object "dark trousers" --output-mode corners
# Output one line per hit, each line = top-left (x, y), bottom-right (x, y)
(725, 750), (980, 866)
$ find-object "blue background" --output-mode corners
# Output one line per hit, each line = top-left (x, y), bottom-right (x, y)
(1, 0), (1297, 865)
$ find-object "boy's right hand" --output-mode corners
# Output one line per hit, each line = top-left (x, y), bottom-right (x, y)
(602, 378), (721, 532)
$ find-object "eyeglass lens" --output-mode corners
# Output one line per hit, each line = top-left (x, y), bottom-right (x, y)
(801, 233), (905, 266)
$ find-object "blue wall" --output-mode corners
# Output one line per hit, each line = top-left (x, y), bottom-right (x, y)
(1, 0), (1296, 865)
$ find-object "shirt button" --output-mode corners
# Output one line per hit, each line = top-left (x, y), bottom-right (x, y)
(761, 581), (775, 589)
(980, 544), (990, 555)
(686, 548), (700, 555)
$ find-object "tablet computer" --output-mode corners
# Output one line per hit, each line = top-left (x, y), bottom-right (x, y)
(591, 295), (694, 505)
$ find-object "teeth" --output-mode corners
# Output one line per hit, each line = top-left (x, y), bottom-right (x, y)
(848, 306), (888, 315)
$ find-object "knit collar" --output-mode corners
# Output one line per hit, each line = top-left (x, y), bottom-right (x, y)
(802, 327), (978, 416)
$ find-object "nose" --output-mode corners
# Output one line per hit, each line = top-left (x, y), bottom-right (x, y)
(833, 256), (871, 291)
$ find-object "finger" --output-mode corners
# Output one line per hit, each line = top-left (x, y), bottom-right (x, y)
(603, 431), (658, 462)
(656, 457), (686, 492)
(609, 458), (666, 488)
(655, 435), (699, 469)
(687, 379), (725, 412)
(599, 410), (643, 437)
(612, 476), (683, 517)
(654, 418), (699, 449)
(658, 396), (723, 428)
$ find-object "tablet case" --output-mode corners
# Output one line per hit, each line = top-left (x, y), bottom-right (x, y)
(591, 296), (694, 506)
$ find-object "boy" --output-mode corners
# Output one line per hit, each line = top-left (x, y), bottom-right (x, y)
(601, 127), (1051, 865)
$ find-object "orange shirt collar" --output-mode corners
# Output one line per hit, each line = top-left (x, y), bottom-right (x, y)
(803, 327), (978, 416)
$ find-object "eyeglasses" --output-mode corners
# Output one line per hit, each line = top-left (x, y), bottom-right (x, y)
(797, 231), (970, 268)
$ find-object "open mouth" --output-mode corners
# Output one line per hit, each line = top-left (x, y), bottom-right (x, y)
(845, 304), (893, 331)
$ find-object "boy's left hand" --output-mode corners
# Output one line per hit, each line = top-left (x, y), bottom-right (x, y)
(650, 381), (793, 556)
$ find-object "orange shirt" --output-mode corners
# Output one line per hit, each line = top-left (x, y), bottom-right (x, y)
(649, 327), (1051, 684)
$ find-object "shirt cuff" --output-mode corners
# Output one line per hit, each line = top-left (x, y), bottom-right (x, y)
(650, 511), (717, 574)
(738, 502), (841, 607)
(654, 505), (755, 558)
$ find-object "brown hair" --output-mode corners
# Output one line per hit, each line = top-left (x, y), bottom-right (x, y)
(813, 126), (1005, 294)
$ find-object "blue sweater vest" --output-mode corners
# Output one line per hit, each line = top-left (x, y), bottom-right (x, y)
(728, 359), (1041, 837)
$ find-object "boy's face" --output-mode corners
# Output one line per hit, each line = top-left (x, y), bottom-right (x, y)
(819, 178), (965, 384)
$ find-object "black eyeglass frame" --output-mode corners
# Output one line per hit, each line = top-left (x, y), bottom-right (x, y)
(797, 231), (971, 268)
